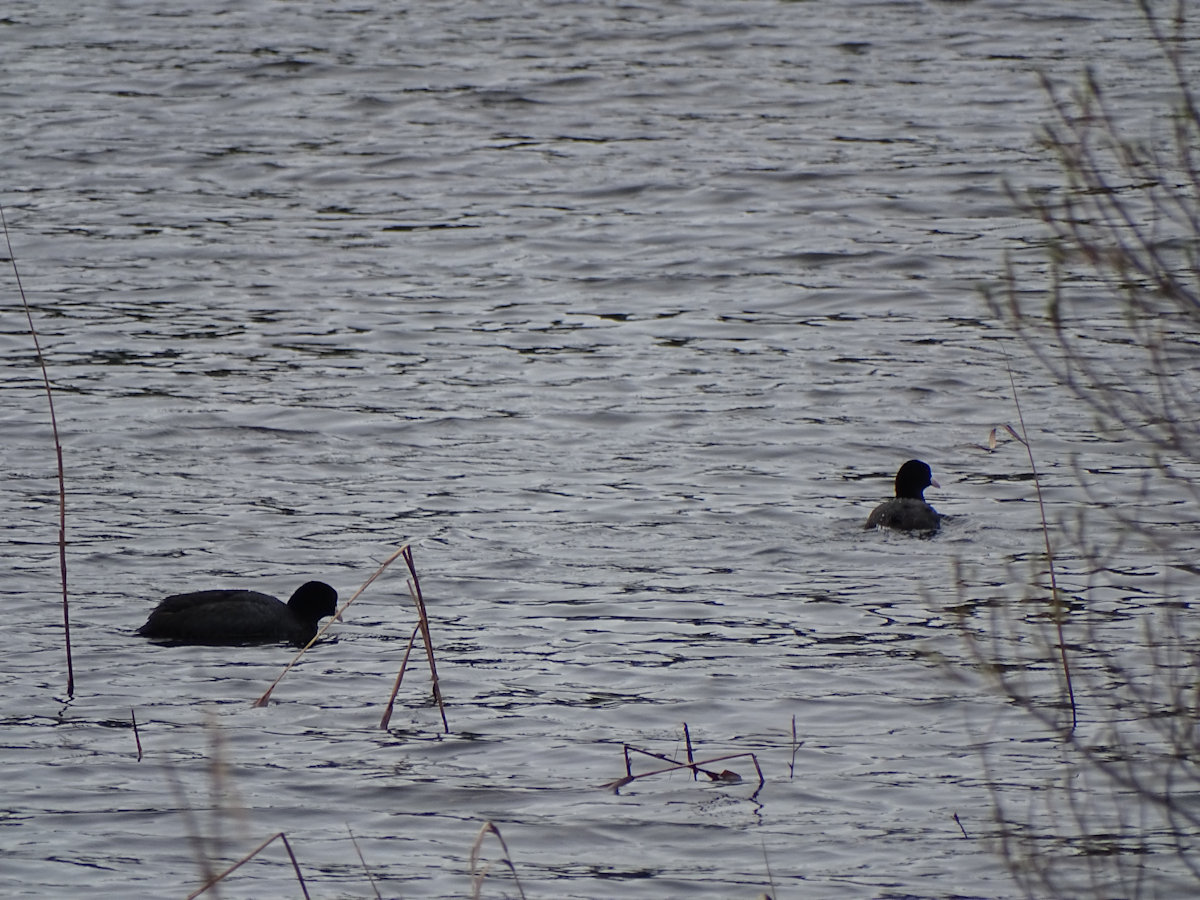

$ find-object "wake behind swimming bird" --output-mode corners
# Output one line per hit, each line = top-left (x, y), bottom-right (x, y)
(137, 580), (338, 647)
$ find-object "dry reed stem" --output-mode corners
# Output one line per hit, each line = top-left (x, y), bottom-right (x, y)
(954, 812), (969, 839)
(379, 623), (420, 729)
(469, 821), (527, 900)
(161, 761), (220, 894)
(346, 825), (382, 900)
(789, 714), (801, 779)
(2, 204), (73, 698)
(402, 545), (449, 733)
(999, 345), (1078, 733)
(132, 708), (143, 761)
(760, 838), (777, 899)
(682, 721), (697, 781)
(253, 543), (409, 707)
(185, 832), (310, 900)
(622, 742), (678, 771)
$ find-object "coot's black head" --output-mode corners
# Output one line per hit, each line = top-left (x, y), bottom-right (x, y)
(894, 459), (937, 501)
(287, 581), (338, 621)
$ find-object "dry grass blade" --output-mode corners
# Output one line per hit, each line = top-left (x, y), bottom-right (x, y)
(379, 623), (420, 730)
(254, 544), (409, 707)
(761, 838), (777, 899)
(469, 821), (527, 900)
(185, 832), (310, 900)
(402, 545), (449, 733)
(347, 825), (382, 900)
(161, 761), (220, 894)
(2, 203), (73, 698)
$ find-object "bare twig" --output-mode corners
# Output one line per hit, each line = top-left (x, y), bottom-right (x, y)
(973, 5), (1200, 889)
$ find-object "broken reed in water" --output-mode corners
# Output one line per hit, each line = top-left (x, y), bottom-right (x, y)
(185, 832), (311, 900)
(602, 723), (765, 795)
(253, 543), (410, 707)
(379, 544), (448, 732)
(254, 543), (449, 734)
(379, 623), (421, 729)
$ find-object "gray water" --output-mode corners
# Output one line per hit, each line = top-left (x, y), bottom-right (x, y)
(3, 1), (1197, 897)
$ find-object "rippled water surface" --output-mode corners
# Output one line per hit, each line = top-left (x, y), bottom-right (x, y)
(4, 1), (1198, 897)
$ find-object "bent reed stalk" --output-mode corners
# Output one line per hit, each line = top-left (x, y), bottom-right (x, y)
(403, 543), (449, 732)
(185, 832), (311, 900)
(254, 543), (409, 707)
(2, 203), (73, 698)
(379, 623), (420, 730)
(469, 821), (527, 900)
(255, 543), (449, 734)
(377, 545), (448, 731)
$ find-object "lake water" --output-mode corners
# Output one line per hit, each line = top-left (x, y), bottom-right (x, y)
(3, 1), (1198, 897)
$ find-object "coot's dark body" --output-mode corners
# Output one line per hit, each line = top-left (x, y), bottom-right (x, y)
(865, 460), (941, 532)
(137, 581), (337, 647)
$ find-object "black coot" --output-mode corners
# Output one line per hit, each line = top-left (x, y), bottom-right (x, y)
(865, 459), (941, 532)
(137, 581), (338, 647)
